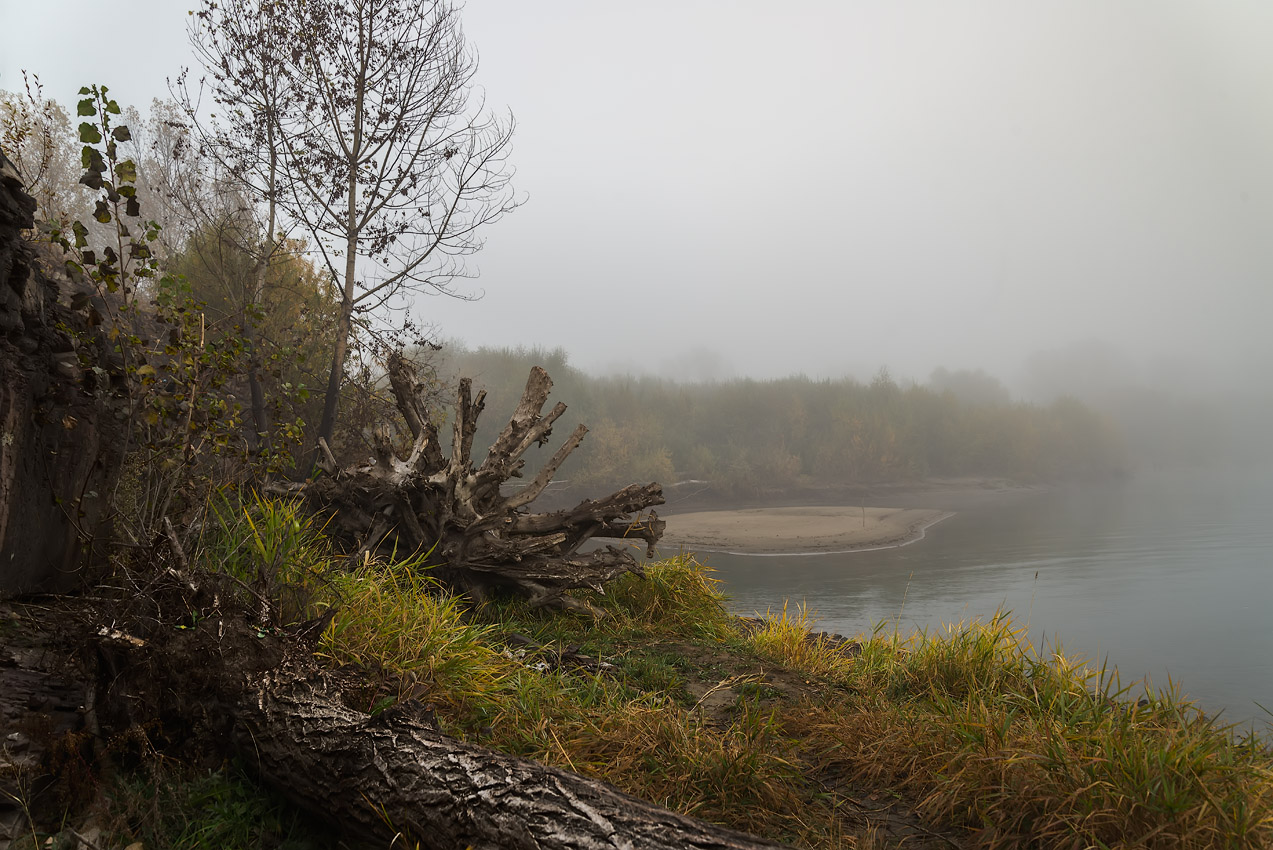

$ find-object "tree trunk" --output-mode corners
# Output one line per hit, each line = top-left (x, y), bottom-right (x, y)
(311, 298), (352, 466)
(246, 344), (271, 453)
(246, 156), (278, 454)
(239, 670), (789, 850)
(274, 354), (666, 610)
(312, 44), (368, 457)
(91, 620), (789, 850)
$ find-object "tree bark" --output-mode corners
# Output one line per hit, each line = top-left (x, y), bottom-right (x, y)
(0, 161), (124, 596)
(238, 669), (789, 850)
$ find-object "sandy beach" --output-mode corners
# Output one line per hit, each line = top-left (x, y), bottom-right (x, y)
(651, 477), (1044, 555)
(658, 505), (955, 555)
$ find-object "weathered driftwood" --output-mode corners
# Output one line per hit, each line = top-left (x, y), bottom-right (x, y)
(272, 355), (665, 610)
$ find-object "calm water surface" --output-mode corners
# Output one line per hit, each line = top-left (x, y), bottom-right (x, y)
(663, 467), (1273, 728)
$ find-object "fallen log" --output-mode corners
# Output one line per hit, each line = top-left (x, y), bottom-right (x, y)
(273, 355), (666, 610)
(91, 616), (790, 850)
(241, 670), (789, 849)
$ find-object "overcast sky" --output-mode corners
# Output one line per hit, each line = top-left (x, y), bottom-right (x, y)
(3, 1), (1272, 391)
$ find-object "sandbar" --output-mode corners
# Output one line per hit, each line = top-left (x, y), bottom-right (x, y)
(657, 506), (954, 556)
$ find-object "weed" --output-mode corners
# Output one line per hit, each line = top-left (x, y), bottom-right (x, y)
(742, 601), (855, 680)
(736, 681), (784, 701)
(572, 553), (734, 640)
(196, 490), (331, 625)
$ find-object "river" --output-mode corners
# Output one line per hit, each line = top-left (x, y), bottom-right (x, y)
(687, 466), (1273, 729)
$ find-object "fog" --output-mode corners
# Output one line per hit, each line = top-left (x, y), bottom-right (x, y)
(4, 1), (1272, 395)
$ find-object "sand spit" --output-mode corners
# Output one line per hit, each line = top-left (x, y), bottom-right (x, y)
(658, 506), (955, 556)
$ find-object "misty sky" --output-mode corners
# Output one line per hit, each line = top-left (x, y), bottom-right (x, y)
(3, 1), (1271, 391)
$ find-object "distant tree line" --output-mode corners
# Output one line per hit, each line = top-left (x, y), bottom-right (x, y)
(435, 345), (1131, 498)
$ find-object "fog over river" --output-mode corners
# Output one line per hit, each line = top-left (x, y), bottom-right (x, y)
(673, 466), (1273, 729)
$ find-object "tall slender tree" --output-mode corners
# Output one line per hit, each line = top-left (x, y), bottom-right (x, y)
(187, 0), (519, 459)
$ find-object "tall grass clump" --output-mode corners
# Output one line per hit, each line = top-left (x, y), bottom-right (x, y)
(485, 553), (735, 646)
(559, 700), (812, 838)
(194, 491), (332, 624)
(192, 493), (508, 717)
(315, 556), (511, 716)
(584, 553), (733, 637)
(742, 601), (857, 679)
(790, 615), (1273, 849)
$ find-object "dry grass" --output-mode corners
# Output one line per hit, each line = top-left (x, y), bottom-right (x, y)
(788, 618), (1273, 849)
(573, 551), (737, 639)
(744, 600), (860, 679)
(191, 496), (1273, 849)
(556, 700), (813, 836)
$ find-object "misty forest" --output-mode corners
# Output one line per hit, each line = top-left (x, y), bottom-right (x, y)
(1, 2), (1271, 849)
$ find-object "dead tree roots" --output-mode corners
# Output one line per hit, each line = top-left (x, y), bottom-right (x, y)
(270, 356), (664, 611)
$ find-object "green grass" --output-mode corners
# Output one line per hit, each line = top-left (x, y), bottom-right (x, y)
(100, 762), (334, 850)
(315, 556), (510, 717)
(612, 647), (692, 696)
(178, 494), (1273, 849)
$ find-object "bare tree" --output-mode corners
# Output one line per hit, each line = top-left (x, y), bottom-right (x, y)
(0, 73), (96, 229)
(187, 0), (519, 459)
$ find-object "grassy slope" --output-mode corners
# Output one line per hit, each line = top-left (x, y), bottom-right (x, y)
(311, 555), (1273, 849)
(85, 499), (1273, 849)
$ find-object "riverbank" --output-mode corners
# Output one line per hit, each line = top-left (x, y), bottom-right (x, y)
(656, 476), (1044, 555)
(6, 503), (1269, 850)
